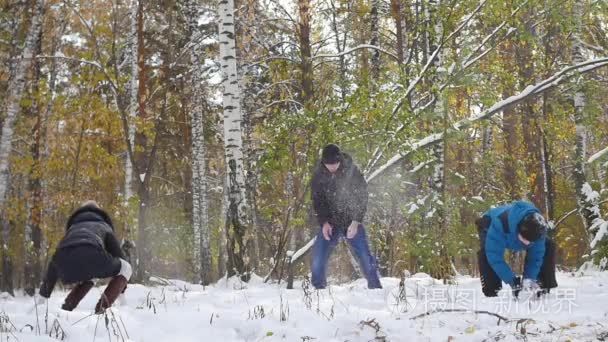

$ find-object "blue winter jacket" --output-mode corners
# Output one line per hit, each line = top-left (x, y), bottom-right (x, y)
(483, 201), (546, 286)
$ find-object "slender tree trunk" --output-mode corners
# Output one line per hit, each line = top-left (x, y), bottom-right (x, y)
(328, 0), (347, 101)
(391, 0), (405, 66)
(298, 0), (313, 110)
(24, 27), (45, 296)
(132, 0), (151, 283)
(188, 0), (213, 285)
(218, 185), (227, 278)
(124, 0), (141, 280)
(235, 0), (262, 272)
(125, 0), (139, 203)
(219, 0), (251, 281)
(242, 108), (260, 272)
(428, 0), (451, 280)
(0, 0), (45, 295)
(540, 5), (557, 221)
(501, 41), (520, 200)
(516, 12), (546, 212)
(571, 0), (599, 232)
(370, 0), (380, 82)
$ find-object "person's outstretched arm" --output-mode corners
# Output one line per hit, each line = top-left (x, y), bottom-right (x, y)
(39, 259), (58, 298)
(311, 170), (330, 226)
(523, 236), (546, 280)
(105, 231), (125, 259)
(350, 166), (368, 223)
(485, 227), (516, 286)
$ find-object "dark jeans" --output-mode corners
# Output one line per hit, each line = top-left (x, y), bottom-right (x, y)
(54, 245), (121, 284)
(311, 224), (382, 289)
(477, 227), (557, 297)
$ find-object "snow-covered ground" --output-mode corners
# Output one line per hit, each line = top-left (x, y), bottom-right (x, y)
(2, 271), (608, 341)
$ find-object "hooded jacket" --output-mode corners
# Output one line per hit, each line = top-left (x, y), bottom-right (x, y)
(311, 152), (368, 229)
(39, 205), (123, 297)
(483, 201), (546, 285)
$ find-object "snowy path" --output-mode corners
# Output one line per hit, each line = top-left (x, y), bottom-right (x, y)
(2, 272), (608, 341)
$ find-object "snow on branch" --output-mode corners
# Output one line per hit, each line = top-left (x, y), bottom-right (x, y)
(288, 236), (316, 264)
(590, 219), (608, 249)
(366, 57), (608, 183)
(588, 146), (608, 164)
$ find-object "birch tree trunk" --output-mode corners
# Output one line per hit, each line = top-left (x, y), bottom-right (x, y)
(428, 0), (451, 280)
(125, 0), (139, 204)
(219, 0), (251, 281)
(130, 0), (149, 283)
(0, 0), (45, 295)
(188, 1), (213, 285)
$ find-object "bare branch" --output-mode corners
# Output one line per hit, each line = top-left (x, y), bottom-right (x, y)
(410, 309), (511, 325)
(31, 55), (102, 69)
(588, 146), (608, 164)
(553, 199), (608, 230)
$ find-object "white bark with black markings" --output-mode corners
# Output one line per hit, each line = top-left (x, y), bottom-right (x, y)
(187, 0), (213, 285)
(219, 0), (250, 279)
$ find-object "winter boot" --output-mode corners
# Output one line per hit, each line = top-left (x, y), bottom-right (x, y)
(94, 275), (127, 314)
(61, 281), (94, 311)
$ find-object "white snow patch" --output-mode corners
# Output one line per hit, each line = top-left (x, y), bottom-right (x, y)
(5, 273), (608, 341)
(197, 12), (214, 26)
(407, 203), (419, 215)
(61, 33), (85, 48)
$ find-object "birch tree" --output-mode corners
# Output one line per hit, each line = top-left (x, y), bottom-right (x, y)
(218, 0), (251, 280)
(125, 0), (139, 204)
(428, 0), (451, 280)
(187, 0), (213, 285)
(0, 0), (45, 295)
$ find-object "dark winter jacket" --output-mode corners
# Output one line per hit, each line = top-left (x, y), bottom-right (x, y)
(39, 205), (124, 298)
(482, 201), (546, 286)
(311, 152), (368, 229)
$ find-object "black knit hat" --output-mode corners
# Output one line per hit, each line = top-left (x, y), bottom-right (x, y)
(321, 144), (342, 164)
(518, 213), (547, 242)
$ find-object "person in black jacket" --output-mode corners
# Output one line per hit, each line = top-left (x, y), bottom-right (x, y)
(310, 144), (382, 289)
(39, 201), (132, 314)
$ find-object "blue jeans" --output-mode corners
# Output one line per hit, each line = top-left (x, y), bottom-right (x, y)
(310, 224), (382, 289)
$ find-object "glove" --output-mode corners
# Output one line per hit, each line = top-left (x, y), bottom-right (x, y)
(346, 221), (359, 239)
(511, 276), (522, 299)
(522, 278), (539, 291)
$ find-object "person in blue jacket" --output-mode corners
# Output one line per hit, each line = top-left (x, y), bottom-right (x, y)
(476, 201), (557, 298)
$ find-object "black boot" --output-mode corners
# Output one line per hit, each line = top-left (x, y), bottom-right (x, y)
(62, 281), (94, 311)
(95, 275), (127, 314)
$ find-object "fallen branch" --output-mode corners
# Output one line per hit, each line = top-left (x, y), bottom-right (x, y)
(410, 309), (511, 325)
